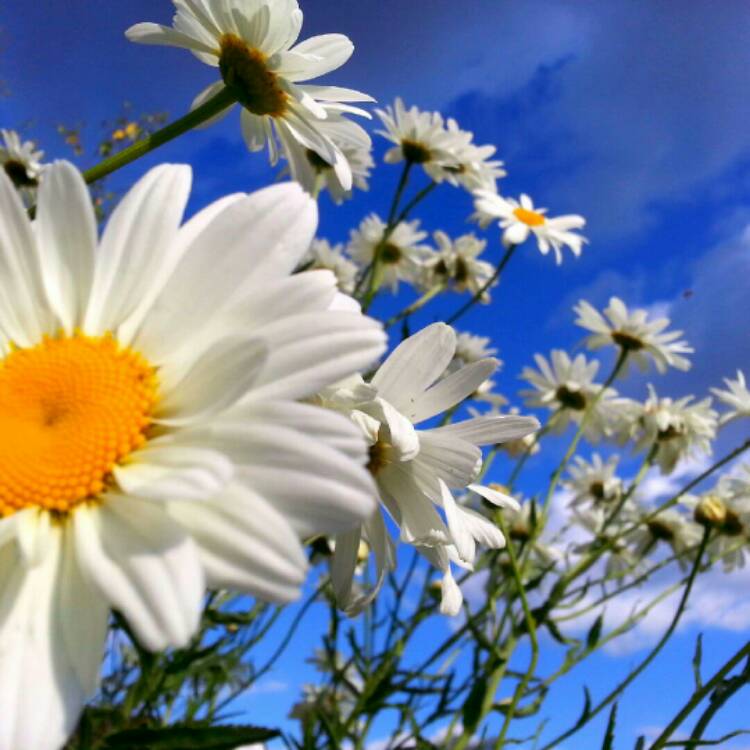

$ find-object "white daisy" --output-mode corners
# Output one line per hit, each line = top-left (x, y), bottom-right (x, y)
(629, 506), (703, 565)
(126, 0), (373, 191)
(0, 161), (386, 750)
(473, 191), (586, 264)
(564, 453), (623, 509)
(711, 370), (750, 425)
(574, 297), (693, 374)
(520, 350), (622, 441)
(421, 231), (495, 298)
(375, 98), (461, 178)
(322, 324), (539, 615)
(501, 498), (562, 567)
(281, 109), (373, 203)
(0, 128), (45, 189)
(439, 118), (506, 192)
(624, 385), (718, 474)
(347, 214), (431, 292)
(302, 239), (358, 294)
(453, 330), (499, 366)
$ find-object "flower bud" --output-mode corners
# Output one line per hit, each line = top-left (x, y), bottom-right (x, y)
(694, 494), (727, 528)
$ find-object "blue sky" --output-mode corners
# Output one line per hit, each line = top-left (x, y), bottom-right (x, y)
(2, 1), (750, 747)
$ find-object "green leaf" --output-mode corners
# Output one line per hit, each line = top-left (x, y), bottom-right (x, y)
(576, 686), (592, 726)
(601, 702), (618, 750)
(634, 736), (646, 750)
(462, 674), (489, 731)
(102, 724), (279, 750)
(586, 614), (604, 650)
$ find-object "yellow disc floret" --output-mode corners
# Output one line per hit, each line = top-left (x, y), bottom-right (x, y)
(0, 334), (158, 517)
(513, 207), (546, 227)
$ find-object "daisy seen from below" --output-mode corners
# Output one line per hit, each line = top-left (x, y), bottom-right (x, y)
(301, 238), (358, 294)
(711, 370), (750, 425)
(520, 350), (622, 441)
(318, 323), (539, 615)
(347, 214), (431, 292)
(564, 453), (623, 509)
(574, 297), (693, 374)
(473, 191), (587, 264)
(0, 161), (386, 750)
(1, 128), (45, 190)
(126, 0), (374, 192)
(421, 231), (495, 299)
(622, 385), (718, 474)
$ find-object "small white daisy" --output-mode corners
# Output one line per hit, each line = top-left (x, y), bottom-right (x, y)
(473, 191), (586, 264)
(564, 453), (623, 509)
(629, 506), (703, 565)
(0, 128), (45, 189)
(711, 371), (750, 425)
(624, 385), (718, 474)
(0, 161), (386, 750)
(302, 239), (358, 295)
(347, 214), (431, 292)
(439, 118), (506, 192)
(126, 0), (373, 191)
(520, 350), (622, 441)
(453, 330), (499, 366)
(574, 297), (693, 374)
(421, 231), (495, 298)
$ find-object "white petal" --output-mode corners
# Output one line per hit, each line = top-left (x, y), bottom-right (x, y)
(331, 527), (360, 609)
(84, 164), (192, 336)
(155, 337), (268, 425)
(73, 497), (204, 651)
(468, 484), (520, 511)
(125, 22), (219, 57)
(431, 414), (540, 447)
(440, 568), (463, 616)
(371, 323), (456, 411)
(407, 359), (498, 423)
(168, 485), (306, 601)
(281, 34), (353, 81)
(0, 170), (50, 346)
(441, 481), (475, 564)
(34, 161), (97, 333)
(134, 183), (317, 361)
(114, 443), (234, 502)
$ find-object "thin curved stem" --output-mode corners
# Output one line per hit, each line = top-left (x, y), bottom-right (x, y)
(83, 87), (237, 184)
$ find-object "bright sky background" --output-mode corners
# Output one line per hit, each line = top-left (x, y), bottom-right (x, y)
(2, 1), (750, 747)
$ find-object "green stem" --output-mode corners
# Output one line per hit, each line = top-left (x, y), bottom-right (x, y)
(445, 244), (517, 326)
(384, 283), (445, 328)
(539, 529), (711, 750)
(649, 640), (750, 750)
(83, 87), (236, 184)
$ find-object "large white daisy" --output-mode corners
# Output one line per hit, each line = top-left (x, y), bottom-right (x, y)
(0, 161), (386, 750)
(126, 0), (373, 191)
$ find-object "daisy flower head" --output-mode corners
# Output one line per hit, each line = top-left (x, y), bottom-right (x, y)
(520, 350), (621, 441)
(711, 370), (750, 425)
(282, 109), (374, 203)
(473, 191), (586, 264)
(421, 231), (495, 298)
(564, 453), (623, 509)
(126, 0), (374, 192)
(439, 117), (506, 192)
(0, 161), (386, 750)
(375, 98), (461, 177)
(302, 238), (358, 294)
(347, 213), (431, 292)
(1, 128), (45, 192)
(630, 506), (703, 565)
(453, 330), (499, 366)
(574, 297), (693, 374)
(320, 323), (539, 615)
(626, 386), (718, 474)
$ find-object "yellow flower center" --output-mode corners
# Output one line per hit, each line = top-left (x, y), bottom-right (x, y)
(0, 334), (158, 517)
(218, 34), (288, 117)
(513, 207), (546, 227)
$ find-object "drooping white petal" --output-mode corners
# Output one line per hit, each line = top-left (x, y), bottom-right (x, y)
(431, 414), (540, 446)
(34, 160), (97, 334)
(331, 527), (360, 609)
(73, 497), (204, 652)
(125, 22), (219, 58)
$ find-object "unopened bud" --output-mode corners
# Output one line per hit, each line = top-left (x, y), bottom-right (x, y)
(694, 495), (727, 528)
